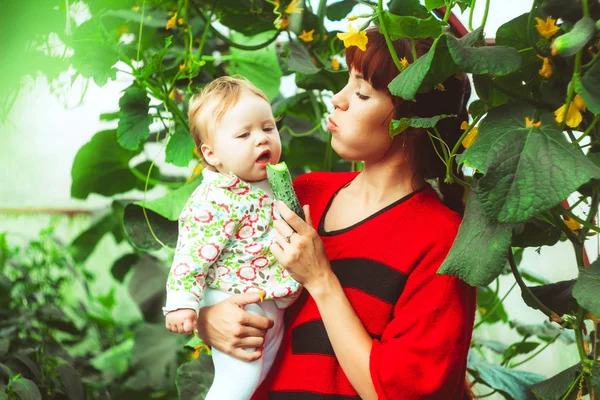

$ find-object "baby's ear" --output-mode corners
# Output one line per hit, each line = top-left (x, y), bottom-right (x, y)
(200, 143), (220, 167)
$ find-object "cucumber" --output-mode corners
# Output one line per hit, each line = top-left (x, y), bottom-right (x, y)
(551, 17), (596, 57)
(266, 162), (305, 220)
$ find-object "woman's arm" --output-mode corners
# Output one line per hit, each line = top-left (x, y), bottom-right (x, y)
(271, 202), (378, 399)
(195, 292), (274, 362)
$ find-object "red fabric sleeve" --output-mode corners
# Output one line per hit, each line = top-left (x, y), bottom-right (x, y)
(369, 232), (476, 399)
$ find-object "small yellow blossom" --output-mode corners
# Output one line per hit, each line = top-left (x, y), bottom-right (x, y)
(132, 6), (140, 12)
(554, 94), (586, 128)
(535, 16), (560, 38)
(347, 15), (358, 21)
(331, 57), (340, 71)
(525, 117), (541, 128)
(187, 163), (203, 182)
(191, 344), (211, 359)
(275, 14), (290, 29)
(177, 17), (184, 25)
(298, 29), (315, 43)
(323, 34), (328, 40)
(400, 57), (410, 69)
(563, 216), (581, 231)
(434, 83), (446, 92)
(337, 24), (368, 51)
(179, 64), (186, 71)
(538, 55), (553, 78)
(285, 0), (304, 14)
(480, 308), (487, 316)
(461, 120), (479, 149)
(166, 14), (177, 30)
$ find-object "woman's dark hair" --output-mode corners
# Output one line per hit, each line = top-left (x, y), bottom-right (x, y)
(345, 27), (471, 216)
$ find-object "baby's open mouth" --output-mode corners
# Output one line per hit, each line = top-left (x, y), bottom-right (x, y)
(256, 150), (271, 164)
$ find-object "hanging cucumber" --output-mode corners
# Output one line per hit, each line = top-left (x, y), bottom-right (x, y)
(266, 162), (305, 221)
(551, 17), (596, 57)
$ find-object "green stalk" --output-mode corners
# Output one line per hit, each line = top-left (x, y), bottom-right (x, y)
(442, 1), (454, 25)
(560, 51), (583, 130)
(573, 114), (600, 145)
(410, 38), (417, 63)
(474, 281), (517, 329)
(577, 187), (599, 242)
(480, 0), (490, 32)
(509, 333), (560, 368)
(508, 250), (561, 321)
(447, 112), (484, 183)
(468, 0), (476, 31)
(136, 0), (146, 62)
(583, 50), (600, 70)
(377, 0), (404, 71)
(316, 0), (327, 26)
(561, 370), (585, 400)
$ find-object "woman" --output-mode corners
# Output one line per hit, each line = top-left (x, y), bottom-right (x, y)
(195, 27), (477, 399)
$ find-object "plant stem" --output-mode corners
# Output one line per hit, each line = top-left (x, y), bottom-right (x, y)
(583, 50), (600, 70)
(561, 370), (585, 400)
(442, 1), (454, 25)
(509, 333), (559, 368)
(582, 0), (590, 17)
(468, 0), (476, 31)
(130, 167), (184, 188)
(480, 0), (490, 32)
(377, 0), (404, 71)
(447, 113), (484, 183)
(410, 38), (417, 62)
(474, 281), (517, 329)
(316, 0), (327, 26)
(573, 114), (600, 145)
(508, 250), (562, 321)
(560, 51), (583, 130)
(136, 0), (146, 62)
(577, 187), (599, 242)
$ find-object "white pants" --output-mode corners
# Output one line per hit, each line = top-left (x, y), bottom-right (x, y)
(201, 288), (285, 400)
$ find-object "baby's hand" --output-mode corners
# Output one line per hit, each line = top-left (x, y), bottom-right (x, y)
(165, 309), (197, 334)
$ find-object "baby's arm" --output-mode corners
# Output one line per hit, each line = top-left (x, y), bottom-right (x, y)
(164, 200), (233, 334)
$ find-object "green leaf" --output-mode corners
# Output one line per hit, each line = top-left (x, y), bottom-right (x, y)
(133, 178), (202, 221)
(472, 338), (509, 354)
(285, 136), (344, 172)
(296, 69), (348, 94)
(511, 218), (562, 248)
(326, 0), (356, 21)
(213, 2), (276, 36)
(531, 363), (581, 400)
(592, 361), (600, 394)
(472, 74), (509, 107)
(128, 255), (168, 323)
(11, 378), (41, 400)
(446, 34), (522, 76)
(520, 267), (552, 285)
(165, 128), (195, 167)
(477, 285), (508, 324)
(510, 320), (576, 344)
(176, 356), (214, 400)
(468, 100), (487, 118)
(70, 19), (119, 87)
(459, 26), (484, 47)
(496, 13), (531, 50)
(379, 12), (444, 40)
(70, 202), (125, 263)
(467, 350), (546, 400)
(123, 204), (178, 251)
(389, 114), (456, 137)
(117, 84), (153, 151)
(111, 253), (140, 283)
(273, 92), (323, 122)
(573, 259), (600, 317)
(228, 32), (282, 101)
(459, 103), (600, 223)
(424, 0), (444, 11)
(389, 35), (458, 101)
(575, 60), (600, 114)
(129, 323), (185, 391)
(286, 41), (320, 74)
(388, 0), (429, 18)
(523, 280), (578, 316)
(90, 339), (134, 380)
(57, 363), (84, 400)
(140, 36), (173, 78)
(503, 341), (540, 359)
(437, 187), (515, 286)
(71, 130), (139, 199)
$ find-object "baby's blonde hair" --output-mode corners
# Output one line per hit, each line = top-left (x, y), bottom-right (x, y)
(188, 75), (269, 167)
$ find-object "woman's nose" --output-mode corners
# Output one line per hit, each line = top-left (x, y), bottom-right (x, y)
(331, 88), (348, 111)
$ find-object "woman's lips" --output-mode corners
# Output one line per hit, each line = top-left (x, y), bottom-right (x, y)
(326, 116), (338, 131)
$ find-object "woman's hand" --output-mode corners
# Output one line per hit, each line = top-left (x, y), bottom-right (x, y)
(195, 293), (274, 362)
(271, 202), (334, 294)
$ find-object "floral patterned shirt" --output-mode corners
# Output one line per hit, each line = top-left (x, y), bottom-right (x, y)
(163, 169), (301, 315)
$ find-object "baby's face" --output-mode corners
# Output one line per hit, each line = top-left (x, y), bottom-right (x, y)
(204, 91), (281, 182)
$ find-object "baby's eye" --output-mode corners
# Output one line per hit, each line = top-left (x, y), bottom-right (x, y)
(263, 127), (275, 132)
(237, 132), (250, 139)
(355, 91), (370, 100)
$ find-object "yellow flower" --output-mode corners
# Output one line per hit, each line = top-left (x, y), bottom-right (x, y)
(285, 0), (303, 14)
(191, 344), (211, 359)
(179, 64), (186, 71)
(177, 17), (184, 25)
(347, 15), (358, 21)
(563, 216), (581, 231)
(331, 57), (340, 71)
(274, 14), (290, 29)
(434, 83), (446, 92)
(336, 24), (368, 51)
(166, 14), (177, 30)
(400, 57), (410, 69)
(461, 120), (479, 149)
(554, 94), (586, 128)
(525, 117), (541, 128)
(298, 29), (315, 43)
(132, 6), (140, 12)
(479, 307), (487, 316)
(535, 16), (560, 38)
(538, 56), (553, 78)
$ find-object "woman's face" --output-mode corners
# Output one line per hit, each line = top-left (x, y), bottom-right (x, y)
(327, 69), (396, 162)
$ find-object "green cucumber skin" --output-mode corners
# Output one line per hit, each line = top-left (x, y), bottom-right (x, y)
(552, 17), (596, 57)
(266, 162), (305, 221)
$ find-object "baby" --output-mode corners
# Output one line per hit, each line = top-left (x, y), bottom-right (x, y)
(163, 76), (301, 399)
